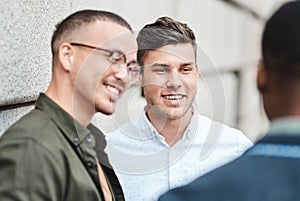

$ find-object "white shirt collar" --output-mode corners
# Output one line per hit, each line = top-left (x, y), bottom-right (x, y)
(139, 105), (199, 145)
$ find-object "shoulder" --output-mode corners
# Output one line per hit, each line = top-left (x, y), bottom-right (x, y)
(0, 128), (64, 186)
(0, 108), (66, 161)
(0, 117), (62, 164)
(197, 114), (242, 135)
(1, 109), (52, 140)
(0, 109), (68, 188)
(197, 114), (253, 149)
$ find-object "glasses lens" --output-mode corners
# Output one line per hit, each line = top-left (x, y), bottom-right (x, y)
(109, 51), (140, 82)
(109, 51), (126, 64)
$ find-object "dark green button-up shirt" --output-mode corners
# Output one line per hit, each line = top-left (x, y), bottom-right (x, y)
(0, 93), (123, 201)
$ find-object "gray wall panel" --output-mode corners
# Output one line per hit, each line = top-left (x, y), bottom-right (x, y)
(0, 0), (71, 106)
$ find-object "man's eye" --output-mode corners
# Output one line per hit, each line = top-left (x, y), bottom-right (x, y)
(111, 56), (123, 63)
(153, 68), (169, 74)
(128, 63), (141, 73)
(110, 51), (125, 63)
(180, 66), (194, 73)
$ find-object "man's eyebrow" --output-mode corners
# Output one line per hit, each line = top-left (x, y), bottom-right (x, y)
(180, 62), (195, 67)
(151, 63), (169, 68)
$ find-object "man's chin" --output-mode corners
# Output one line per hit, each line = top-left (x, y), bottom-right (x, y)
(96, 106), (115, 116)
(161, 110), (183, 120)
(165, 108), (185, 119)
(166, 114), (183, 120)
(149, 106), (183, 120)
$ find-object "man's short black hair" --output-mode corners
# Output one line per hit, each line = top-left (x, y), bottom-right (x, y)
(51, 10), (132, 66)
(262, 0), (300, 80)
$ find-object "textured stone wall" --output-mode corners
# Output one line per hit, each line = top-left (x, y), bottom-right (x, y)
(0, 0), (72, 134)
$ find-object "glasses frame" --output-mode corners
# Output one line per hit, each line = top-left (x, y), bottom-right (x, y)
(70, 42), (141, 81)
(70, 42), (126, 63)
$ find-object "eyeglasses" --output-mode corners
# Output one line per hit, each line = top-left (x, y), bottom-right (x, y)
(70, 42), (141, 81)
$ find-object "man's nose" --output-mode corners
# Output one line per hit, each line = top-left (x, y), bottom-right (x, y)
(166, 70), (182, 90)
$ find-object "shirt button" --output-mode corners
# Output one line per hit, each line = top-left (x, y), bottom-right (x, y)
(74, 137), (80, 143)
(84, 134), (96, 148)
(87, 162), (93, 167)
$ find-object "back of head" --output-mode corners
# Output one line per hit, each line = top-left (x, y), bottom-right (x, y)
(260, 0), (300, 119)
(137, 16), (196, 66)
(262, 0), (300, 83)
(51, 9), (132, 67)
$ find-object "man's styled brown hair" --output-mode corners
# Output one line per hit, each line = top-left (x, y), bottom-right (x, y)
(136, 16), (196, 70)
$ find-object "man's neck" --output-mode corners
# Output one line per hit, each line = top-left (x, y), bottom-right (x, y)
(146, 109), (193, 147)
(45, 78), (93, 127)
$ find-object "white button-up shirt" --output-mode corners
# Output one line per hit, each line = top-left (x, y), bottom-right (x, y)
(105, 108), (253, 201)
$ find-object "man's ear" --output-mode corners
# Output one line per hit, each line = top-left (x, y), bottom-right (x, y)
(58, 43), (74, 72)
(257, 59), (268, 93)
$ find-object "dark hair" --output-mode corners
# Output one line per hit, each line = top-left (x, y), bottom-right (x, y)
(137, 16), (196, 67)
(51, 9), (132, 65)
(262, 1), (300, 80)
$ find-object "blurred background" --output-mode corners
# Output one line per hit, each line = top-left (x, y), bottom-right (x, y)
(0, 0), (291, 141)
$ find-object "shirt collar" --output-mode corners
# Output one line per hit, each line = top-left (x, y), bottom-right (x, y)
(139, 107), (161, 139)
(185, 106), (199, 140)
(140, 105), (199, 143)
(35, 93), (91, 146)
(267, 117), (300, 136)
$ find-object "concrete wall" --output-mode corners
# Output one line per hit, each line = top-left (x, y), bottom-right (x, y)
(0, 0), (286, 141)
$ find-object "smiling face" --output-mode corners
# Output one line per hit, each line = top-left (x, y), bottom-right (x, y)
(72, 21), (138, 116)
(141, 43), (198, 120)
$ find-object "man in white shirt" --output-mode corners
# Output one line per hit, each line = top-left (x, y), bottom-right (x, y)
(105, 16), (252, 201)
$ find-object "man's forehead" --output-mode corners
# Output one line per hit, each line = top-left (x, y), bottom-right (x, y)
(79, 21), (137, 52)
(144, 44), (195, 64)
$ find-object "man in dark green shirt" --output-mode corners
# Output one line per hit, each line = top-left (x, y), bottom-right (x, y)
(0, 9), (140, 201)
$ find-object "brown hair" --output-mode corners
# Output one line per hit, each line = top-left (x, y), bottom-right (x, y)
(137, 16), (196, 70)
